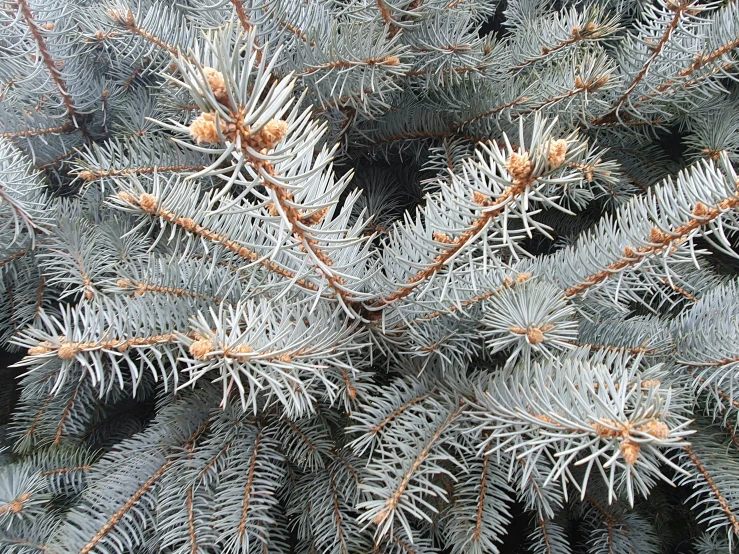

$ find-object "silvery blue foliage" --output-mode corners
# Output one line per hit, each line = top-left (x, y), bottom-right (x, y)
(1, 0), (739, 553)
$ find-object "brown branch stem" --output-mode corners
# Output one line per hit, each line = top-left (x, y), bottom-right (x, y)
(565, 192), (739, 298)
(684, 445), (739, 535)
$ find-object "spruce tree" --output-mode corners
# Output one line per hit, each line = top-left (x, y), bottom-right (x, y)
(1, 0), (739, 552)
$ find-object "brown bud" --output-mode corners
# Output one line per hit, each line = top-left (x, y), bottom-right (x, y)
(189, 112), (221, 145)
(235, 344), (254, 354)
(57, 342), (77, 360)
(28, 345), (51, 356)
(202, 67), (228, 103)
(637, 420), (670, 440)
(253, 119), (288, 150)
(506, 151), (533, 182)
(189, 339), (213, 361)
(526, 327), (545, 344)
(117, 191), (135, 204)
(138, 193), (158, 214)
(592, 74), (610, 89)
(9, 499), (25, 513)
(547, 139), (568, 168)
(593, 419), (620, 438)
(702, 149), (721, 161)
(620, 438), (640, 465)
(692, 202), (709, 217)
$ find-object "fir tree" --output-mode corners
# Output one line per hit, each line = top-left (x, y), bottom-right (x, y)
(1, 0), (739, 553)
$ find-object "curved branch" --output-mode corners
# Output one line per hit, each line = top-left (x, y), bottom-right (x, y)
(119, 191), (319, 292)
(29, 332), (196, 360)
(370, 393), (431, 437)
(329, 470), (349, 554)
(473, 454), (490, 543)
(237, 427), (262, 541)
(379, 179), (532, 305)
(1, 122), (74, 139)
(16, 0), (89, 138)
(115, 278), (231, 306)
(0, 249), (30, 269)
(565, 193), (739, 298)
(108, 9), (196, 63)
(373, 405), (464, 526)
(78, 164), (207, 181)
(78, 460), (172, 554)
(52, 378), (82, 446)
(592, 3), (686, 125)
(634, 37), (739, 107)
(684, 445), (739, 535)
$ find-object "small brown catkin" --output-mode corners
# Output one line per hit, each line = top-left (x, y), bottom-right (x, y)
(189, 339), (213, 360)
(593, 419), (620, 438)
(138, 194), (158, 215)
(620, 438), (640, 465)
(117, 191), (135, 204)
(547, 139), (568, 168)
(507, 152), (533, 182)
(202, 67), (228, 104)
(189, 112), (220, 145)
(28, 345), (51, 356)
(252, 120), (289, 150)
(57, 342), (77, 360)
(526, 327), (546, 345)
(637, 420), (670, 440)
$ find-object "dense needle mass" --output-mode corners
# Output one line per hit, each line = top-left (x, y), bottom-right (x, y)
(1, 1), (739, 553)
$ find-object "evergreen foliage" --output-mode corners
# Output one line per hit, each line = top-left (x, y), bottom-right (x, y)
(1, 0), (739, 552)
